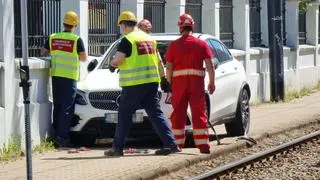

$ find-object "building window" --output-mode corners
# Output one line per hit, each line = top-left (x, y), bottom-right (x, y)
(185, 0), (202, 33)
(298, 10), (307, 44)
(144, 0), (166, 33)
(14, 0), (61, 58)
(318, 6), (320, 44)
(219, 0), (234, 48)
(249, 0), (262, 47)
(88, 0), (120, 56)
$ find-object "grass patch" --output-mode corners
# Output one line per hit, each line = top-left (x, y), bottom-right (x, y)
(0, 136), (23, 161)
(33, 137), (56, 154)
(284, 80), (320, 102)
(0, 137), (56, 162)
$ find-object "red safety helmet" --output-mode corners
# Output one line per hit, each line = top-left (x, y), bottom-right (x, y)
(138, 19), (152, 33)
(177, 13), (195, 30)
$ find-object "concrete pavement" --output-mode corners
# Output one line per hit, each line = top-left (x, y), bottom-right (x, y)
(1, 91), (320, 180)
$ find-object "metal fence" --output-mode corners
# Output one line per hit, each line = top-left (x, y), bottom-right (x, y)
(220, 0), (233, 48)
(249, 0), (261, 47)
(14, 0), (61, 58)
(144, 0), (166, 33)
(185, 0), (202, 33)
(298, 10), (307, 44)
(319, 6), (320, 44)
(88, 0), (120, 56)
(282, 0), (287, 45)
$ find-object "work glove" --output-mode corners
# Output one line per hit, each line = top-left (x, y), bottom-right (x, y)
(160, 77), (171, 93)
(109, 64), (116, 73)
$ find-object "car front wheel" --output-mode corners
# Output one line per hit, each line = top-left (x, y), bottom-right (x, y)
(225, 88), (250, 136)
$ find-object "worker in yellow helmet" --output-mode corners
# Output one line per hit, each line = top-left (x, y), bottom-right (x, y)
(41, 11), (87, 148)
(104, 11), (179, 156)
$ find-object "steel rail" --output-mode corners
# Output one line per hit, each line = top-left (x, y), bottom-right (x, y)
(189, 130), (320, 180)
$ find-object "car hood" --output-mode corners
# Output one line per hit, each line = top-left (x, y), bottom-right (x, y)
(77, 69), (121, 91)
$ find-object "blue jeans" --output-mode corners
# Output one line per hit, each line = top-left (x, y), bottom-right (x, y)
(52, 76), (76, 139)
(112, 83), (176, 151)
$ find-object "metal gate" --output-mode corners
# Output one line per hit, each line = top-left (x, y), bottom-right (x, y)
(249, 0), (261, 47)
(14, 0), (61, 58)
(220, 0), (233, 48)
(144, 0), (166, 33)
(88, 0), (120, 56)
(185, 0), (202, 33)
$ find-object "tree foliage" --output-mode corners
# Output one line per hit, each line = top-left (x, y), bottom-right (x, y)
(299, 0), (317, 11)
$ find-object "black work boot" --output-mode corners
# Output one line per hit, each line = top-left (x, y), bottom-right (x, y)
(54, 136), (74, 149)
(104, 148), (124, 157)
(155, 146), (181, 155)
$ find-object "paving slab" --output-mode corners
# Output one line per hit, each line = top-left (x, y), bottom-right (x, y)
(1, 91), (320, 180)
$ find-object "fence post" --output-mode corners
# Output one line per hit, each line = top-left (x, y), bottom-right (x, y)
(202, 0), (219, 38)
(261, 0), (268, 46)
(165, 0), (185, 33)
(120, 0), (144, 21)
(286, 0), (299, 48)
(60, 0), (89, 51)
(306, 2), (319, 67)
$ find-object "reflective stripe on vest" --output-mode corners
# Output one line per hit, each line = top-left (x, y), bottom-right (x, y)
(119, 30), (160, 87)
(173, 69), (205, 77)
(49, 32), (80, 80)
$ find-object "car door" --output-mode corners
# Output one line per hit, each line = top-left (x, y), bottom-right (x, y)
(206, 39), (238, 124)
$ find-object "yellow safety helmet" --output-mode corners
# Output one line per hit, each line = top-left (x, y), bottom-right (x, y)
(63, 11), (79, 26)
(117, 11), (137, 25)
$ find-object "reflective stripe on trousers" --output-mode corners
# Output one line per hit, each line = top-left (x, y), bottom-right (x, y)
(193, 128), (209, 146)
(172, 128), (185, 147)
(172, 69), (205, 77)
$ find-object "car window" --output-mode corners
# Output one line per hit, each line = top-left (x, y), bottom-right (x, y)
(101, 42), (120, 69)
(207, 39), (232, 63)
(101, 40), (171, 69)
(156, 40), (171, 65)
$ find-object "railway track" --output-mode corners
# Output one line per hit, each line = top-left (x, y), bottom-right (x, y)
(189, 130), (320, 180)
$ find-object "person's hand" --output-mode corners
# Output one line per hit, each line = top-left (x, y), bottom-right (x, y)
(208, 82), (215, 94)
(160, 77), (171, 92)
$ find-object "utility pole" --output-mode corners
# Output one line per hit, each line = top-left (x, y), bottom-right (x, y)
(19, 0), (33, 179)
(268, 0), (285, 101)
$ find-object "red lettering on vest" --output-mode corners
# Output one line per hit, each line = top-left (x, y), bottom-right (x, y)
(136, 41), (155, 55)
(51, 39), (75, 53)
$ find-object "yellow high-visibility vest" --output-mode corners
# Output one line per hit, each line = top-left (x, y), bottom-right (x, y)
(119, 30), (160, 87)
(49, 32), (80, 80)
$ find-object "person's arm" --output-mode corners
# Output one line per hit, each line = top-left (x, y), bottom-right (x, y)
(111, 52), (126, 67)
(77, 38), (87, 62)
(165, 42), (174, 84)
(205, 58), (215, 94)
(157, 50), (165, 77)
(202, 42), (215, 94)
(110, 37), (131, 67)
(41, 38), (50, 56)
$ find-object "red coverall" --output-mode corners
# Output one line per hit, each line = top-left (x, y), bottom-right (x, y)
(165, 34), (213, 151)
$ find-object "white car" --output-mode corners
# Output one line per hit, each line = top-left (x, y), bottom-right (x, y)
(70, 33), (251, 146)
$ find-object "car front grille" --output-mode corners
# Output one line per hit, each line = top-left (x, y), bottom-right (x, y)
(88, 91), (162, 110)
(89, 91), (121, 110)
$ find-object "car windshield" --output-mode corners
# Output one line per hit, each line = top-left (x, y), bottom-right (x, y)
(100, 40), (171, 69)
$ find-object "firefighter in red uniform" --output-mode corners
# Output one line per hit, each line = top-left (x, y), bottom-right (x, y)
(165, 14), (216, 154)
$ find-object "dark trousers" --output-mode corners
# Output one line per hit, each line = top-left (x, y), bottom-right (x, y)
(112, 83), (176, 151)
(52, 76), (77, 139)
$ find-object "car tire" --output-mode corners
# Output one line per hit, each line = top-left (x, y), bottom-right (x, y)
(70, 132), (96, 147)
(225, 88), (250, 137)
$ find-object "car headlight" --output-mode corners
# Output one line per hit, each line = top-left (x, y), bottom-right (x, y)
(75, 90), (88, 105)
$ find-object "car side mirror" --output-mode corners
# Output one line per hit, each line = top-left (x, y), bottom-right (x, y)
(87, 59), (98, 72)
(213, 57), (219, 69)
(214, 62), (218, 69)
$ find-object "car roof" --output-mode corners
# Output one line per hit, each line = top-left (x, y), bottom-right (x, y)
(150, 33), (219, 41)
